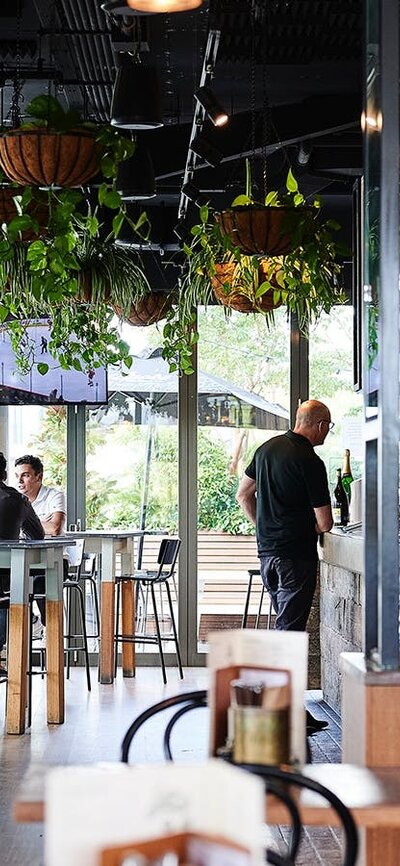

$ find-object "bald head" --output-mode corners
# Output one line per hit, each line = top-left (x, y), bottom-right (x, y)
(293, 400), (332, 446)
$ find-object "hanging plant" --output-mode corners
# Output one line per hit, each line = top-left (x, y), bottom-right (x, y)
(161, 166), (348, 374)
(217, 160), (315, 256)
(0, 96), (156, 375)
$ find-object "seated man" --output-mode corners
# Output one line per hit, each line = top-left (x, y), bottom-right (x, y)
(0, 452), (44, 677)
(14, 454), (67, 638)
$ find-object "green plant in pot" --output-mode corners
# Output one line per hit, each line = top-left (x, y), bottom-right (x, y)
(0, 96), (154, 374)
(161, 164), (348, 374)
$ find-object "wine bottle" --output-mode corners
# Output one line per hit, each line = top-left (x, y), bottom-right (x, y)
(341, 448), (354, 502)
(332, 468), (349, 526)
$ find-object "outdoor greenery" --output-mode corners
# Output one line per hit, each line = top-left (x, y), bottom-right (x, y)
(28, 409), (254, 534)
(23, 306), (361, 534)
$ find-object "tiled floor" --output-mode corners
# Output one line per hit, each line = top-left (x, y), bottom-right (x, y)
(0, 668), (343, 866)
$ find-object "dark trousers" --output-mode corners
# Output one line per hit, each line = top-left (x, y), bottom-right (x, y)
(259, 555), (317, 631)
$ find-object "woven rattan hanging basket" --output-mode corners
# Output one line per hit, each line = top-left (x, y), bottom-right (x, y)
(0, 129), (100, 187)
(211, 261), (283, 314)
(216, 206), (315, 257)
(113, 292), (174, 326)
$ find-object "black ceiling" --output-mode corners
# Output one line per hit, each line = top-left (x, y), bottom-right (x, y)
(0, 0), (363, 266)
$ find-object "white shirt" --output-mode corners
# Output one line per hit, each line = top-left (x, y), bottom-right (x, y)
(31, 484), (67, 535)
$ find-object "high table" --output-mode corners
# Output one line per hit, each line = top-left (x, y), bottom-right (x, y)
(13, 761), (400, 866)
(0, 538), (75, 735)
(63, 529), (165, 684)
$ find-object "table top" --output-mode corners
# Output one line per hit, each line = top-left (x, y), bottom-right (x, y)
(13, 762), (400, 828)
(62, 528), (166, 540)
(0, 537), (75, 549)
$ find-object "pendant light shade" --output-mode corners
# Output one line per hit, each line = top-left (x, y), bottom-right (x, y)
(117, 143), (156, 200)
(111, 55), (163, 130)
(125, 0), (203, 11)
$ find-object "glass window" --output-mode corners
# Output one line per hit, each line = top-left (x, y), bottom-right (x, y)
(196, 306), (291, 652)
(309, 306), (364, 492)
(86, 321), (179, 657)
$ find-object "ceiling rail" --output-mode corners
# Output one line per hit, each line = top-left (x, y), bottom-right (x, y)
(177, 27), (221, 222)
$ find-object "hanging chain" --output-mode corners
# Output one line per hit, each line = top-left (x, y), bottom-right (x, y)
(250, 0), (257, 195)
(10, 0), (23, 126)
(261, 2), (270, 199)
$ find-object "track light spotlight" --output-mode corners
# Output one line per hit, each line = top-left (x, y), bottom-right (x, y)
(181, 181), (204, 206)
(190, 134), (223, 168)
(195, 86), (229, 128)
(111, 54), (163, 130)
(125, 0), (203, 11)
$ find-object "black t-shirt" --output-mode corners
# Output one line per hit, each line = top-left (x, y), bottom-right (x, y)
(0, 482), (44, 541)
(245, 430), (331, 559)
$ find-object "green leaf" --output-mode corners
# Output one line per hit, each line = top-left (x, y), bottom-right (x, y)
(231, 194), (252, 207)
(100, 188), (121, 210)
(37, 362), (49, 375)
(264, 191), (279, 206)
(286, 168), (298, 193)
(6, 215), (35, 234)
(112, 212), (125, 238)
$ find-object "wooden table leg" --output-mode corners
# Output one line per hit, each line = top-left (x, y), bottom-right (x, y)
(6, 547), (31, 735)
(6, 603), (28, 735)
(45, 550), (65, 725)
(121, 580), (135, 677)
(99, 581), (115, 684)
(46, 599), (64, 724)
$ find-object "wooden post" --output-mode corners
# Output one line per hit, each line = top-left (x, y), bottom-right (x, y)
(341, 652), (400, 866)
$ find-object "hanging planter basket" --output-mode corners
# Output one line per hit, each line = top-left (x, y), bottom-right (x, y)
(0, 129), (100, 187)
(113, 291), (174, 327)
(211, 261), (283, 314)
(216, 205), (315, 256)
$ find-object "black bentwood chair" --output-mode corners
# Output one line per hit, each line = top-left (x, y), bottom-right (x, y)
(114, 536), (183, 684)
(120, 690), (358, 866)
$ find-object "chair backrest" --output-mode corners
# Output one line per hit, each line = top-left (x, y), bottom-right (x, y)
(64, 538), (85, 578)
(157, 536), (181, 577)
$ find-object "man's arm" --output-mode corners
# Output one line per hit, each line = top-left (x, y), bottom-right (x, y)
(41, 511), (64, 536)
(236, 474), (257, 525)
(314, 504), (333, 534)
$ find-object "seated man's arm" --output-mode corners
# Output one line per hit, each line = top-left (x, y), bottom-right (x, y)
(40, 488), (66, 536)
(41, 510), (65, 536)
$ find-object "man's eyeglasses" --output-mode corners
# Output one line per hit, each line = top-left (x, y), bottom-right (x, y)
(318, 419), (335, 432)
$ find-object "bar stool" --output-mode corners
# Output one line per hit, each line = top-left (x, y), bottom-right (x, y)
(242, 568), (273, 629)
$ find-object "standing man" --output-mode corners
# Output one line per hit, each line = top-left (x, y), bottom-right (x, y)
(15, 454), (67, 636)
(0, 452), (44, 677)
(236, 399), (334, 734)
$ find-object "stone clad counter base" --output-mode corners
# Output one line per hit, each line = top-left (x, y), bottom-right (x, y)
(318, 528), (363, 712)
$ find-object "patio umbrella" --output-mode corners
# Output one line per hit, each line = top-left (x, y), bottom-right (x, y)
(106, 347), (289, 431)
